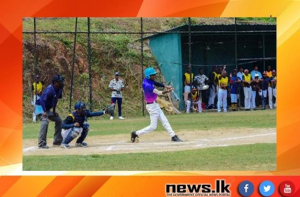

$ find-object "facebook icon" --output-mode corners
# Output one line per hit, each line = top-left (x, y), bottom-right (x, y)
(238, 181), (254, 196)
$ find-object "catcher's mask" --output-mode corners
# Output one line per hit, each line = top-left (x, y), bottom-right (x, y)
(74, 102), (87, 115)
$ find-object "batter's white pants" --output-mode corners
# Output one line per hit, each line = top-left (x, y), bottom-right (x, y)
(244, 87), (252, 109)
(217, 89), (227, 112)
(136, 102), (175, 137)
(251, 90), (256, 109)
(186, 100), (202, 113)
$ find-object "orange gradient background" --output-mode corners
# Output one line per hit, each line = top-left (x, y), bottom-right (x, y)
(1, 0), (300, 196)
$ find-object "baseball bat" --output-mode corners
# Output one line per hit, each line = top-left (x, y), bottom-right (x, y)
(171, 91), (180, 101)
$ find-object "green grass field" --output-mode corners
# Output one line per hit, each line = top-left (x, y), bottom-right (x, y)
(23, 110), (276, 171)
(23, 143), (276, 171)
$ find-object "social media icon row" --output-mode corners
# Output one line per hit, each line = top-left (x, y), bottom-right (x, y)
(238, 180), (295, 196)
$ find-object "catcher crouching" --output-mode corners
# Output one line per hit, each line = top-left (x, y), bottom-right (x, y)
(60, 102), (114, 148)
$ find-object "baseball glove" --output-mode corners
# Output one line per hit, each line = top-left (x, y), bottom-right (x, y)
(105, 103), (115, 115)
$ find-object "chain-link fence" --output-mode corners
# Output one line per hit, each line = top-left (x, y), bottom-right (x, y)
(23, 17), (276, 121)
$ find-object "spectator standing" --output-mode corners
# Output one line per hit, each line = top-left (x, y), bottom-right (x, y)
(250, 65), (262, 80)
(193, 68), (209, 107)
(229, 69), (241, 111)
(109, 71), (125, 120)
(208, 66), (218, 109)
(242, 69), (252, 111)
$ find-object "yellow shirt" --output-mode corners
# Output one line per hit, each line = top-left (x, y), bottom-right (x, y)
(243, 74), (251, 82)
(32, 82), (43, 94)
(184, 72), (194, 85)
(219, 76), (228, 87)
(191, 91), (199, 100)
(243, 74), (251, 87)
(266, 71), (272, 78)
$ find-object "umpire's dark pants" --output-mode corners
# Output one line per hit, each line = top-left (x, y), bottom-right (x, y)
(38, 111), (63, 147)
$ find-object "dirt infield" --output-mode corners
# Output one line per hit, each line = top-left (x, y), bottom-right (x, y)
(23, 128), (276, 156)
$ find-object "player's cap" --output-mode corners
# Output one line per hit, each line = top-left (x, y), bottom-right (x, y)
(233, 69), (237, 73)
(255, 74), (259, 77)
(263, 71), (267, 75)
(36, 75), (40, 78)
(115, 71), (120, 76)
(272, 70), (276, 73)
(244, 69), (249, 72)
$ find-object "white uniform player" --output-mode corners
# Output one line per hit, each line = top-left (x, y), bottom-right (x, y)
(131, 67), (183, 143)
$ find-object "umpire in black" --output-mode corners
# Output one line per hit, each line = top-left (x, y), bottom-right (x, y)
(36, 75), (65, 149)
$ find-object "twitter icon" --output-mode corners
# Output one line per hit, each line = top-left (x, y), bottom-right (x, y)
(259, 181), (275, 196)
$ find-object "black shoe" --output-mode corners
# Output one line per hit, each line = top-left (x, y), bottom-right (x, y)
(172, 135), (183, 142)
(53, 143), (61, 147)
(131, 131), (138, 143)
(39, 145), (49, 149)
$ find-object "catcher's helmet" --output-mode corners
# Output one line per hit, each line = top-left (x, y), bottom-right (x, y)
(74, 102), (86, 110)
(144, 67), (156, 79)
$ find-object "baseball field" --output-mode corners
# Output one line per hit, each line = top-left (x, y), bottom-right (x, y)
(23, 110), (276, 171)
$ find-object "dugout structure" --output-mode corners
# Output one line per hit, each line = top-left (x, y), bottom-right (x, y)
(146, 22), (276, 110)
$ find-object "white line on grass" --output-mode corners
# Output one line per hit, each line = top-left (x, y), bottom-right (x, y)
(106, 146), (114, 150)
(23, 147), (35, 152)
(207, 132), (276, 141)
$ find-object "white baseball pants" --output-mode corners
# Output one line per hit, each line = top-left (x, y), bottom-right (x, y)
(251, 90), (256, 109)
(208, 85), (218, 106)
(244, 87), (252, 109)
(217, 89), (227, 112)
(268, 87), (275, 109)
(136, 102), (175, 137)
(186, 100), (202, 113)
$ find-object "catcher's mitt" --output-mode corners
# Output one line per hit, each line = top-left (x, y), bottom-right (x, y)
(105, 103), (115, 115)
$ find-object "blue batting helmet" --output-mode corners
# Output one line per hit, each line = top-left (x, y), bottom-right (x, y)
(74, 102), (86, 110)
(144, 67), (156, 79)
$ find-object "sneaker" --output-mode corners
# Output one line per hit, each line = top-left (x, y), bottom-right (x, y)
(60, 143), (70, 149)
(118, 116), (125, 120)
(131, 131), (138, 143)
(39, 145), (49, 149)
(110, 116), (114, 120)
(171, 135), (183, 142)
(75, 142), (88, 147)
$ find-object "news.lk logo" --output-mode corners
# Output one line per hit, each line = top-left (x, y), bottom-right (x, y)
(279, 181), (295, 197)
(165, 179), (231, 196)
(238, 181), (254, 196)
